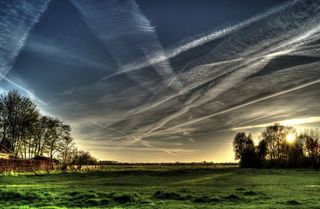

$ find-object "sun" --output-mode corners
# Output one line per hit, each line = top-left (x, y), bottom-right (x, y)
(286, 133), (296, 143)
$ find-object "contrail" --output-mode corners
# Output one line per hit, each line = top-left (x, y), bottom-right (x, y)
(140, 58), (320, 139)
(105, 0), (298, 79)
(167, 78), (320, 131)
(126, 22), (320, 143)
(126, 0), (320, 140)
(122, 42), (313, 122)
(110, 49), (295, 124)
(134, 75), (320, 140)
(0, 74), (48, 106)
(71, 0), (183, 91)
(0, 0), (50, 80)
(105, 13), (320, 136)
(135, 58), (269, 140)
(24, 34), (113, 71)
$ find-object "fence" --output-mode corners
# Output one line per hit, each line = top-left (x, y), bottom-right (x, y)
(0, 159), (54, 173)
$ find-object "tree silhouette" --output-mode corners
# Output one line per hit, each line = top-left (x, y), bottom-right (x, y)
(261, 123), (294, 160)
(0, 90), (39, 157)
(287, 138), (304, 167)
(233, 124), (320, 168)
(233, 132), (257, 167)
(257, 139), (267, 160)
(299, 129), (320, 158)
(0, 91), (96, 167)
(72, 150), (97, 170)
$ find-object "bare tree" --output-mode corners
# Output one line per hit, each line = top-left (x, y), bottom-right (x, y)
(261, 123), (294, 160)
(299, 129), (320, 158)
(72, 150), (97, 170)
(0, 91), (39, 158)
(58, 133), (75, 165)
(0, 91), (78, 162)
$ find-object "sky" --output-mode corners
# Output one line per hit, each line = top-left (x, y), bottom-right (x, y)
(1, 0), (320, 162)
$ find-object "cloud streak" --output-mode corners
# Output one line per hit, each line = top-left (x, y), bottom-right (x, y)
(24, 34), (112, 71)
(71, 0), (183, 91)
(105, 0), (320, 144)
(0, 0), (50, 79)
(106, 0), (298, 78)
(7, 0), (320, 161)
(231, 116), (320, 131)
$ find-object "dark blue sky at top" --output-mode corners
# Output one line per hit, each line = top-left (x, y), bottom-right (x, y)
(137, 0), (288, 46)
(13, 0), (286, 94)
(2, 0), (320, 162)
(13, 0), (109, 94)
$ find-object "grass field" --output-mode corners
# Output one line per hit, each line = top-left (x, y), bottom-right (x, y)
(0, 165), (320, 208)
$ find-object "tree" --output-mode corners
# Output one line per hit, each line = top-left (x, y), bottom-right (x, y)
(46, 119), (71, 159)
(233, 133), (250, 160)
(287, 137), (304, 167)
(261, 124), (294, 160)
(233, 132), (257, 167)
(0, 90), (97, 170)
(33, 116), (53, 157)
(58, 134), (75, 165)
(72, 150), (97, 170)
(0, 91), (39, 158)
(232, 126), (320, 168)
(257, 139), (267, 159)
(299, 129), (320, 158)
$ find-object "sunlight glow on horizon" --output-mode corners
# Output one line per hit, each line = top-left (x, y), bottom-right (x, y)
(286, 133), (296, 144)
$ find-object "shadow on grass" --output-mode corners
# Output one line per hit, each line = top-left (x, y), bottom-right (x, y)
(152, 190), (247, 204)
(0, 189), (152, 207)
(0, 190), (46, 201)
(61, 191), (152, 207)
(286, 200), (301, 205)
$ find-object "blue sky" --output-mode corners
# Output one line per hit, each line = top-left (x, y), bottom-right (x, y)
(1, 0), (320, 162)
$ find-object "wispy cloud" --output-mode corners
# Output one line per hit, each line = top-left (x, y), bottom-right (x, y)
(6, 0), (320, 161)
(105, 0), (298, 78)
(150, 66), (320, 136)
(24, 34), (112, 70)
(108, 0), (320, 144)
(0, 0), (50, 79)
(49, 0), (320, 156)
(71, 0), (183, 91)
(232, 116), (320, 131)
(0, 73), (48, 107)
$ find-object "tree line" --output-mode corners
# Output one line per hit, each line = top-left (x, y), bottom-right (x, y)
(0, 91), (96, 166)
(233, 123), (320, 168)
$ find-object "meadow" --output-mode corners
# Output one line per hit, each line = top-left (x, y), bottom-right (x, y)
(0, 165), (320, 209)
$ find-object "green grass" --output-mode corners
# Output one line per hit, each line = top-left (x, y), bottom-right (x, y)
(0, 165), (319, 208)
